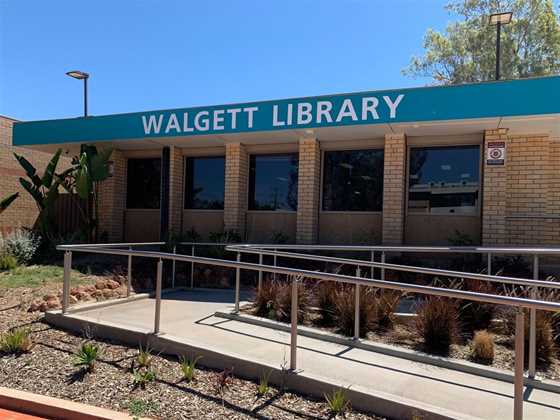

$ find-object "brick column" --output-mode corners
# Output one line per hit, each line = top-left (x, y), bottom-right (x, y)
(98, 149), (125, 242)
(168, 146), (183, 236)
(224, 143), (248, 237)
(482, 128), (508, 245)
(296, 137), (321, 244)
(382, 133), (407, 245)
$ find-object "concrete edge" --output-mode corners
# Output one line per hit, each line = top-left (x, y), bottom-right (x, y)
(0, 386), (141, 420)
(43, 312), (473, 420)
(214, 310), (560, 395)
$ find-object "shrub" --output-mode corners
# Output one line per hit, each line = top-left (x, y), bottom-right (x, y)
(324, 388), (350, 415)
(333, 286), (377, 337)
(0, 328), (34, 354)
(415, 297), (459, 354)
(372, 289), (403, 331)
(471, 330), (495, 363)
(315, 281), (338, 326)
(179, 355), (201, 382)
(459, 280), (496, 334)
(252, 279), (281, 319)
(271, 231), (290, 244)
(133, 368), (156, 389)
(2, 229), (40, 265)
(0, 254), (17, 271)
(273, 276), (310, 323)
(74, 342), (100, 372)
(213, 368), (233, 394)
(529, 311), (556, 366)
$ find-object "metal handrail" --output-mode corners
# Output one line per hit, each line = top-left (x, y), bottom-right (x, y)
(56, 242), (560, 420)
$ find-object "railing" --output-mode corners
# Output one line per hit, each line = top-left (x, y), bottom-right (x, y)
(56, 242), (560, 420)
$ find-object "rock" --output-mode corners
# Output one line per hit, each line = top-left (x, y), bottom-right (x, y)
(28, 300), (41, 312)
(45, 297), (60, 309)
(83, 285), (96, 294)
(43, 293), (57, 301)
(102, 289), (115, 299)
(38, 302), (49, 312)
(69, 295), (79, 304)
(106, 279), (120, 290)
(95, 280), (108, 290)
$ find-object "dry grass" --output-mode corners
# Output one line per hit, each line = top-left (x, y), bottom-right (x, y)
(333, 286), (377, 338)
(471, 330), (495, 363)
(252, 276), (310, 323)
(415, 297), (459, 354)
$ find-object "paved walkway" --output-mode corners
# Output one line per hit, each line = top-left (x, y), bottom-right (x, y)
(69, 289), (560, 420)
(0, 408), (46, 420)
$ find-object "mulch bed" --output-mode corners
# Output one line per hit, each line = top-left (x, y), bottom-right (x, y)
(0, 293), (382, 420)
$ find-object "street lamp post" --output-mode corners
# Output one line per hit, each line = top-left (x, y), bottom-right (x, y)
(66, 70), (90, 117)
(489, 12), (513, 81)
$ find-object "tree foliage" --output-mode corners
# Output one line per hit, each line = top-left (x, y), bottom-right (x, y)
(403, 0), (560, 84)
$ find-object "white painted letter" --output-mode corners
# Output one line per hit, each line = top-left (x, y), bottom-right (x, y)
(213, 109), (225, 130)
(316, 101), (333, 123)
(142, 114), (163, 134)
(297, 102), (313, 125)
(272, 105), (285, 127)
(361, 97), (379, 120)
(194, 111), (210, 131)
(336, 99), (358, 122)
(165, 113), (181, 134)
(227, 108), (241, 129)
(286, 104), (293, 125)
(383, 94), (404, 119)
(183, 112), (193, 132)
(243, 106), (258, 128)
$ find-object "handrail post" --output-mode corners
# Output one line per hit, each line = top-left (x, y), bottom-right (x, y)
(290, 275), (298, 370)
(354, 267), (361, 340)
(234, 252), (241, 313)
(370, 251), (375, 279)
(514, 308), (525, 420)
(258, 252), (263, 291)
(62, 251), (72, 313)
(154, 258), (163, 334)
(381, 252), (386, 280)
(273, 250), (277, 281)
(487, 252), (492, 275)
(172, 246), (176, 289)
(529, 254), (539, 379)
(127, 247), (132, 297)
(190, 245), (195, 288)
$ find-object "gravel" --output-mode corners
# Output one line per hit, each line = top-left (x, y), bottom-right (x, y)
(0, 289), (382, 420)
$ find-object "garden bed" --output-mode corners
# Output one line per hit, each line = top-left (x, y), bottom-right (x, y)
(0, 295), (382, 419)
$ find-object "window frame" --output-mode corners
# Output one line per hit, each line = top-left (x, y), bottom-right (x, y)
(319, 147), (385, 214)
(183, 155), (226, 211)
(125, 157), (162, 210)
(405, 142), (482, 217)
(247, 152), (299, 212)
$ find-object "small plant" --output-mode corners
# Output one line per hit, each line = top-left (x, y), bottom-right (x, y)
(415, 296), (459, 354)
(136, 345), (152, 368)
(127, 399), (158, 419)
(471, 330), (495, 363)
(179, 355), (202, 382)
(324, 387), (350, 415)
(3, 229), (41, 265)
(214, 368), (234, 395)
(133, 368), (156, 389)
(271, 231), (290, 244)
(257, 370), (272, 396)
(74, 342), (100, 372)
(0, 328), (34, 354)
(0, 254), (18, 271)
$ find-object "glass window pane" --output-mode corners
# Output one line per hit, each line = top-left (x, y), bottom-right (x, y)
(249, 154), (299, 211)
(185, 157), (225, 209)
(126, 158), (161, 209)
(408, 146), (480, 214)
(322, 149), (384, 211)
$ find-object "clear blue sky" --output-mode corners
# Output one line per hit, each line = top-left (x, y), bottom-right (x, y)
(0, 0), (455, 121)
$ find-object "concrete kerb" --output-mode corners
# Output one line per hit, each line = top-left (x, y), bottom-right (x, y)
(215, 309), (560, 395)
(43, 311), (465, 420)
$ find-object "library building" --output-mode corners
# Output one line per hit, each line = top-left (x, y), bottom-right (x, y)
(12, 76), (560, 246)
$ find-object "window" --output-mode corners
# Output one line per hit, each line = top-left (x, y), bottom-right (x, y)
(249, 154), (298, 211)
(322, 149), (384, 211)
(126, 158), (161, 209)
(185, 157), (225, 209)
(408, 145), (480, 214)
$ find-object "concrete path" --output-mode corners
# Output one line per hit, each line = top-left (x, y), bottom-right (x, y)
(69, 289), (559, 420)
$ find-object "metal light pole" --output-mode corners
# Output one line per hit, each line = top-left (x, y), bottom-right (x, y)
(66, 70), (90, 117)
(489, 12), (513, 81)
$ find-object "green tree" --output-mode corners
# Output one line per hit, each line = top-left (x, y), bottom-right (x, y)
(403, 0), (560, 84)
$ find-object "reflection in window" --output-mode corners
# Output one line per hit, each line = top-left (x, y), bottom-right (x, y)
(322, 149), (384, 211)
(185, 157), (225, 209)
(126, 158), (161, 209)
(408, 146), (480, 214)
(249, 154), (299, 211)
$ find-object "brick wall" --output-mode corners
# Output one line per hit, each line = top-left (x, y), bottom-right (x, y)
(382, 133), (406, 245)
(224, 143), (248, 237)
(97, 150), (126, 241)
(296, 137), (321, 244)
(0, 116), (71, 234)
(168, 146), (183, 235)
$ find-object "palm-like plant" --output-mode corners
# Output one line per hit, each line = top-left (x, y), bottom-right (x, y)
(13, 149), (72, 237)
(0, 192), (19, 216)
